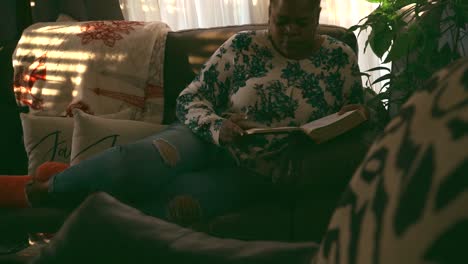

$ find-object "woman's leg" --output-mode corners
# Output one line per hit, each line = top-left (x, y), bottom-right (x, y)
(139, 163), (274, 223)
(37, 123), (218, 208)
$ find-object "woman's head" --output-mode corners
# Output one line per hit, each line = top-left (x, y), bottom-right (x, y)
(268, 0), (322, 59)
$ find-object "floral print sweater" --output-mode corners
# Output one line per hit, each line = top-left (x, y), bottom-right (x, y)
(176, 30), (364, 179)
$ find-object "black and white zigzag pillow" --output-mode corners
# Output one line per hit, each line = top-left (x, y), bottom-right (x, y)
(313, 58), (468, 264)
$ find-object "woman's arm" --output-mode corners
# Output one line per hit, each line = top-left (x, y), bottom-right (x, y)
(176, 36), (237, 146)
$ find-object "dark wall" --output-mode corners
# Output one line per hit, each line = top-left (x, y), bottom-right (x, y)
(0, 0), (31, 174)
(0, 1), (17, 41)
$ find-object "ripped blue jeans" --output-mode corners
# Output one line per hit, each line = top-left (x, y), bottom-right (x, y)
(48, 123), (272, 220)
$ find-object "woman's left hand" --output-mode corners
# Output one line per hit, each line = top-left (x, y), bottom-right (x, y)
(338, 104), (370, 119)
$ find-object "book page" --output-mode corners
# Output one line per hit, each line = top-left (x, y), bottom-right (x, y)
(301, 110), (356, 133)
(244, 126), (303, 135)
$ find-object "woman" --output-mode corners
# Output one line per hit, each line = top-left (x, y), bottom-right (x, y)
(25, 0), (366, 223)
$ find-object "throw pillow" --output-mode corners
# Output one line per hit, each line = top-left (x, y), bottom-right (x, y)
(21, 114), (74, 176)
(21, 109), (137, 176)
(70, 109), (167, 165)
(312, 59), (468, 263)
(0, 176), (31, 208)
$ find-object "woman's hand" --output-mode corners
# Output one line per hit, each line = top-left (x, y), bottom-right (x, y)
(219, 114), (247, 145)
(338, 104), (370, 119)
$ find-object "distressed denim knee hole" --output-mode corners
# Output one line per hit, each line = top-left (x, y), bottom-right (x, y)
(153, 139), (180, 167)
(167, 195), (203, 227)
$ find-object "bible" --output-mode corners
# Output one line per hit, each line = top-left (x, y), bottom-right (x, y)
(244, 109), (367, 144)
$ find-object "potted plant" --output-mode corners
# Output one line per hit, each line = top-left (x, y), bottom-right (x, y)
(352, 0), (467, 118)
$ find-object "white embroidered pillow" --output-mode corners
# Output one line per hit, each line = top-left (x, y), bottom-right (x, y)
(21, 114), (74, 176)
(21, 109), (137, 176)
(70, 109), (167, 166)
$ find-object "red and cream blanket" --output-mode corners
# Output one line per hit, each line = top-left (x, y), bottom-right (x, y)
(13, 20), (170, 124)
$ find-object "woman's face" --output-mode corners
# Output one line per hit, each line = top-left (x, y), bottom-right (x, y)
(268, 0), (321, 59)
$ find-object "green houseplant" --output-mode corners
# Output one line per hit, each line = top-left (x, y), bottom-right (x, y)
(352, 0), (467, 117)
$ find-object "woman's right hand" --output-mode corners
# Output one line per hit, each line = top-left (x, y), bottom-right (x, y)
(219, 114), (247, 145)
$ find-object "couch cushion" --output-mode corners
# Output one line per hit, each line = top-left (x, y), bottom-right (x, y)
(313, 58), (468, 263)
(162, 24), (358, 124)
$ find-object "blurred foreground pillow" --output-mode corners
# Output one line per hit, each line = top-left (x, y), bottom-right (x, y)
(313, 59), (468, 263)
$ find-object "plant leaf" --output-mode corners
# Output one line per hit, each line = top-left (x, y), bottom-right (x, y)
(369, 20), (394, 58)
(383, 31), (412, 63)
(359, 72), (372, 78)
(372, 73), (392, 85)
(366, 66), (391, 72)
(348, 25), (361, 32)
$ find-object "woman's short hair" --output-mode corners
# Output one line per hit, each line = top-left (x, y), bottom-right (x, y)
(269, 0), (321, 9)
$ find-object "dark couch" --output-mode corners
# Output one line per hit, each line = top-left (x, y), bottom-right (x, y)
(0, 23), (368, 256)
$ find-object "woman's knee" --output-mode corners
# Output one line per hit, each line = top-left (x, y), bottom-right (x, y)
(153, 124), (215, 162)
(152, 139), (180, 167)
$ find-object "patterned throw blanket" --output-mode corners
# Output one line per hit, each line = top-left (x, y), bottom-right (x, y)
(13, 21), (171, 124)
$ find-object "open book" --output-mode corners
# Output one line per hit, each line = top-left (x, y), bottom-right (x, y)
(244, 109), (367, 144)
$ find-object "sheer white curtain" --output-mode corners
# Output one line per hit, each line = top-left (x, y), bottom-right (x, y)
(119, 0), (269, 29)
(157, 0), (269, 29)
(119, 0), (384, 90)
(319, 1), (387, 91)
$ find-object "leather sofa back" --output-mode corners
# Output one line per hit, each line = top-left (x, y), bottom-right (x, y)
(162, 24), (358, 124)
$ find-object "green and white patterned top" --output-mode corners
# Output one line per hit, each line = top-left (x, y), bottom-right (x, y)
(176, 30), (364, 179)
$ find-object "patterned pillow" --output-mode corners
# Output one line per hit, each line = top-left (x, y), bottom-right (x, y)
(21, 109), (137, 176)
(312, 58), (468, 264)
(70, 109), (167, 165)
(21, 114), (74, 176)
